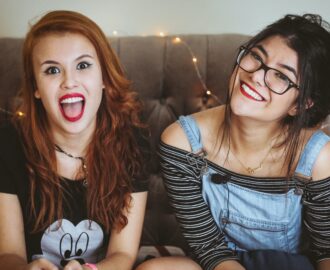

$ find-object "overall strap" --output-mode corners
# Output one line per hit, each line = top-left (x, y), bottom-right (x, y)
(177, 115), (204, 154)
(295, 130), (330, 178)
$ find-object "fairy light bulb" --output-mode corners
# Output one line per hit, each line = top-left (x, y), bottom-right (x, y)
(192, 57), (197, 63)
(17, 111), (25, 117)
(112, 30), (118, 36)
(174, 37), (181, 43)
(206, 90), (211, 95)
(159, 32), (165, 37)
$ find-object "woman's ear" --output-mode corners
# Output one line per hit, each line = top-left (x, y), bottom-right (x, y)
(288, 105), (298, 116)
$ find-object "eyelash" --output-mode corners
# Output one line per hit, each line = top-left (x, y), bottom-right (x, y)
(250, 50), (263, 62)
(43, 62), (92, 75)
(44, 66), (60, 75)
(77, 62), (92, 70)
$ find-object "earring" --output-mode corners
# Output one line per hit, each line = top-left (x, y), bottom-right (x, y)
(34, 91), (41, 99)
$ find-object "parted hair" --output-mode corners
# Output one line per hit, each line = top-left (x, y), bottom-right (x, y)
(16, 10), (147, 232)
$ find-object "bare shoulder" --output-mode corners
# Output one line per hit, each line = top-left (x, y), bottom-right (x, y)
(311, 132), (330, 181)
(161, 105), (225, 152)
(161, 121), (191, 152)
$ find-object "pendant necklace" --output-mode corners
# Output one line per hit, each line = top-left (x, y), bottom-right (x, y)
(55, 144), (88, 186)
(230, 145), (273, 175)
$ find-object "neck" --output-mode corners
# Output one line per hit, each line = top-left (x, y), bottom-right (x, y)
(52, 129), (94, 157)
(229, 115), (282, 153)
(53, 132), (91, 182)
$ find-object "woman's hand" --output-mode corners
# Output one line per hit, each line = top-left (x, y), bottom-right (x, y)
(215, 260), (246, 270)
(23, 258), (58, 270)
(62, 260), (89, 270)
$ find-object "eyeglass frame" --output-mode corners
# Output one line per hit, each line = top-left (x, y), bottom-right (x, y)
(236, 46), (300, 95)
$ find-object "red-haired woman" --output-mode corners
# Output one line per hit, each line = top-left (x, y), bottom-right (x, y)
(0, 10), (149, 270)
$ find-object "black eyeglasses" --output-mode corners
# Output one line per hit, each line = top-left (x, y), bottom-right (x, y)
(236, 46), (299, 95)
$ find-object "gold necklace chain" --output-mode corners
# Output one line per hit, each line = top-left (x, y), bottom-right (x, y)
(229, 145), (273, 174)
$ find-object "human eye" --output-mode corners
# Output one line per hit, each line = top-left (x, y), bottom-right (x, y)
(44, 66), (60, 75)
(274, 71), (290, 83)
(77, 62), (92, 70)
(249, 50), (263, 62)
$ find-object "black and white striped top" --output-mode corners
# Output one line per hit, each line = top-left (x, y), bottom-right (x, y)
(159, 142), (330, 270)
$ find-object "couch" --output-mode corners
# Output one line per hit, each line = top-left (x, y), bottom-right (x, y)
(0, 34), (251, 260)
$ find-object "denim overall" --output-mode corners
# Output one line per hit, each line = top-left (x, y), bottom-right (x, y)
(178, 115), (330, 262)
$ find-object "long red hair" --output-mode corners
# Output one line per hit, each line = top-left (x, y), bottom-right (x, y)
(16, 10), (146, 232)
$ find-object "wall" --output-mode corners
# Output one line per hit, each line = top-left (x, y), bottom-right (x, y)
(0, 0), (329, 37)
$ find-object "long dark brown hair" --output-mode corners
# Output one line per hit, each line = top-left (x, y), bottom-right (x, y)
(16, 10), (147, 232)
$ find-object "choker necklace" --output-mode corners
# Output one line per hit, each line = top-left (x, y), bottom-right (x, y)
(54, 144), (88, 186)
(230, 145), (273, 175)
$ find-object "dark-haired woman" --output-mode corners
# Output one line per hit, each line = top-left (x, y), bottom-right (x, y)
(136, 14), (330, 270)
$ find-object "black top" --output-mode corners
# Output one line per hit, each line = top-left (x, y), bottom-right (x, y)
(0, 123), (149, 268)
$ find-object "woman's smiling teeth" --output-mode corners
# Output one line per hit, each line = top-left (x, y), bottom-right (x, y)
(60, 96), (84, 104)
(241, 83), (264, 101)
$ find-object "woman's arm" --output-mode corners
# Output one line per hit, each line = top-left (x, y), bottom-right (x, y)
(310, 140), (330, 269)
(312, 140), (330, 180)
(0, 193), (58, 270)
(90, 191), (147, 270)
(0, 192), (26, 269)
(318, 260), (330, 270)
(214, 260), (245, 270)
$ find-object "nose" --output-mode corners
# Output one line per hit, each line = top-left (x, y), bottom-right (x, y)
(250, 67), (266, 87)
(61, 70), (78, 90)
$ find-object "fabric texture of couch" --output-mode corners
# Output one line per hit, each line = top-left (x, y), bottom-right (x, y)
(0, 34), (252, 260)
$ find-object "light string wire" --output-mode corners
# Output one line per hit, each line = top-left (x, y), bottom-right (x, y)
(0, 106), (24, 117)
(0, 107), (15, 115)
(172, 36), (221, 105)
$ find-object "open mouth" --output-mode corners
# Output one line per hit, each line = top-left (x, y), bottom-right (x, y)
(59, 94), (85, 122)
(240, 83), (265, 101)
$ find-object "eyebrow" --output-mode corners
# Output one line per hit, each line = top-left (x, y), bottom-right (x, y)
(40, 54), (94, 66)
(254, 45), (298, 79)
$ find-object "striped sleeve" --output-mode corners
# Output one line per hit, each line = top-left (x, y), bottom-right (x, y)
(303, 178), (330, 262)
(159, 142), (239, 270)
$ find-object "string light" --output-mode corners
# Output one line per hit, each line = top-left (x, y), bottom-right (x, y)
(17, 111), (25, 117)
(159, 32), (165, 37)
(0, 107), (14, 116)
(110, 29), (130, 36)
(172, 36), (221, 106)
(0, 107), (25, 118)
(174, 37), (181, 43)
